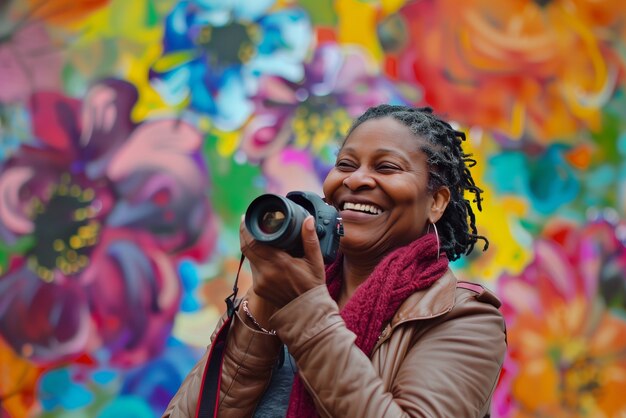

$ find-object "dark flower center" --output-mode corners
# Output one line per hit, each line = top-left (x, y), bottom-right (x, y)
(28, 174), (101, 281)
(196, 20), (259, 66)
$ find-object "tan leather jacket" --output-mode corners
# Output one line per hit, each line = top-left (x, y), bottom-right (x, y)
(163, 270), (507, 418)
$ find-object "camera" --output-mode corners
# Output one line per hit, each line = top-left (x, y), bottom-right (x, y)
(244, 191), (344, 264)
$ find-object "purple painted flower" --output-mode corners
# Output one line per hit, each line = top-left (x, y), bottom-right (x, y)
(239, 43), (409, 163)
(0, 79), (217, 366)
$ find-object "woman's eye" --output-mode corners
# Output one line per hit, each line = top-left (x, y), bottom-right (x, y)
(335, 160), (356, 170)
(378, 163), (400, 172)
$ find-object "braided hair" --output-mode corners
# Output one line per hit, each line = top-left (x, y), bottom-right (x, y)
(345, 104), (488, 261)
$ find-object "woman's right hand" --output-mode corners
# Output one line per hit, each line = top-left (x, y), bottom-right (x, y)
(239, 215), (326, 311)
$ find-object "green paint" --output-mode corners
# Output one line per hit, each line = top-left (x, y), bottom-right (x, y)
(592, 113), (621, 165)
(203, 135), (264, 233)
(518, 218), (543, 236)
(145, 0), (159, 27)
(593, 88), (626, 165)
(298, 0), (337, 26)
(0, 235), (35, 273)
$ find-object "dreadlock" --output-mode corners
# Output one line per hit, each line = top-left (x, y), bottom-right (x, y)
(345, 104), (488, 261)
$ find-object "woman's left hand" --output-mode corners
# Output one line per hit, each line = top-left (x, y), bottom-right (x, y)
(240, 216), (327, 309)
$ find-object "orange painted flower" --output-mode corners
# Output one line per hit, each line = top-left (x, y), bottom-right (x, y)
(388, 0), (626, 142)
(494, 220), (626, 417)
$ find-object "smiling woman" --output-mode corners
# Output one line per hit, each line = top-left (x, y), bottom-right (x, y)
(163, 105), (507, 418)
(324, 115), (449, 258)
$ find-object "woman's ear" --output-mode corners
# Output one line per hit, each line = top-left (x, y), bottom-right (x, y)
(429, 186), (450, 223)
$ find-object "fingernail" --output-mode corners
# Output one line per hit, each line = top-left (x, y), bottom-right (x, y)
(306, 217), (315, 231)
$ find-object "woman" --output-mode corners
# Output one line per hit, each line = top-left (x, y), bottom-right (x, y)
(163, 104), (507, 417)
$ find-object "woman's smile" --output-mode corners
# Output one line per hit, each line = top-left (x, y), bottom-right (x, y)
(337, 199), (385, 222)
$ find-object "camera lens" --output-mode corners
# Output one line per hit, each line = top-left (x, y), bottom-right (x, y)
(244, 191), (342, 263)
(259, 210), (285, 234)
(244, 194), (309, 254)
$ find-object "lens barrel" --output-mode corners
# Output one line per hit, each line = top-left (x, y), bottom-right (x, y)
(244, 194), (310, 252)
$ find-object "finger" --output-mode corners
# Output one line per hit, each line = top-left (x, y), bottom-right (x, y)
(240, 218), (265, 260)
(239, 216), (253, 252)
(301, 216), (324, 267)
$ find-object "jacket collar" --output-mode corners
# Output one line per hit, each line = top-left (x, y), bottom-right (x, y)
(390, 269), (457, 327)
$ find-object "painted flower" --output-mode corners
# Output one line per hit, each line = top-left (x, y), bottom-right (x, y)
(385, 0), (626, 142)
(0, 79), (217, 366)
(494, 219), (626, 417)
(239, 43), (409, 163)
(150, 0), (313, 131)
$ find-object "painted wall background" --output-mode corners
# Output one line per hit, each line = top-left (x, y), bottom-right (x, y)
(0, 0), (625, 417)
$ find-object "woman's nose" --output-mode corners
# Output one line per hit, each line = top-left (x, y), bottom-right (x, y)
(342, 168), (375, 190)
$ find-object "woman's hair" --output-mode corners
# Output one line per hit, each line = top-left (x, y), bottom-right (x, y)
(345, 104), (488, 261)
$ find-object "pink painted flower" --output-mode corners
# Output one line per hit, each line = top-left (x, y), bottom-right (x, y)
(0, 79), (217, 366)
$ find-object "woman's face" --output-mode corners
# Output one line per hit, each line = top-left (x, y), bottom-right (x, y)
(323, 116), (449, 256)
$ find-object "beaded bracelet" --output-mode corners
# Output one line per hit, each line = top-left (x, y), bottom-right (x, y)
(241, 299), (277, 335)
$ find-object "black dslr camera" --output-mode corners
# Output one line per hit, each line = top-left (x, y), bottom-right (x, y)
(244, 191), (344, 264)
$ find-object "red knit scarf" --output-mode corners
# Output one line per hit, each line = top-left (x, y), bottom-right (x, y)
(285, 233), (449, 417)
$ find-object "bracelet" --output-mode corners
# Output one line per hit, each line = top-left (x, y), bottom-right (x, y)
(241, 299), (276, 335)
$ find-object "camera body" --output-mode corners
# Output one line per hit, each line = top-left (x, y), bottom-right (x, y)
(244, 191), (344, 264)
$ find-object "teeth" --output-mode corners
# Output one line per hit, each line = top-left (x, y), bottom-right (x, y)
(343, 202), (382, 215)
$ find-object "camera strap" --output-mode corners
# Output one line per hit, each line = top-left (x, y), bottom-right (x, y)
(194, 254), (244, 418)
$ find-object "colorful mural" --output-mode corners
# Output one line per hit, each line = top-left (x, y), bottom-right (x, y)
(0, 0), (625, 417)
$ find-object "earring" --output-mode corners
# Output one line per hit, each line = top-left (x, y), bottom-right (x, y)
(427, 222), (440, 260)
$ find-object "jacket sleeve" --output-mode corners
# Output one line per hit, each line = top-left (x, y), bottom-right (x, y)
(270, 285), (506, 418)
(162, 307), (283, 418)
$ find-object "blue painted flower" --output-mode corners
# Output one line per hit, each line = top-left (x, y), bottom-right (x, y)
(150, 0), (313, 131)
